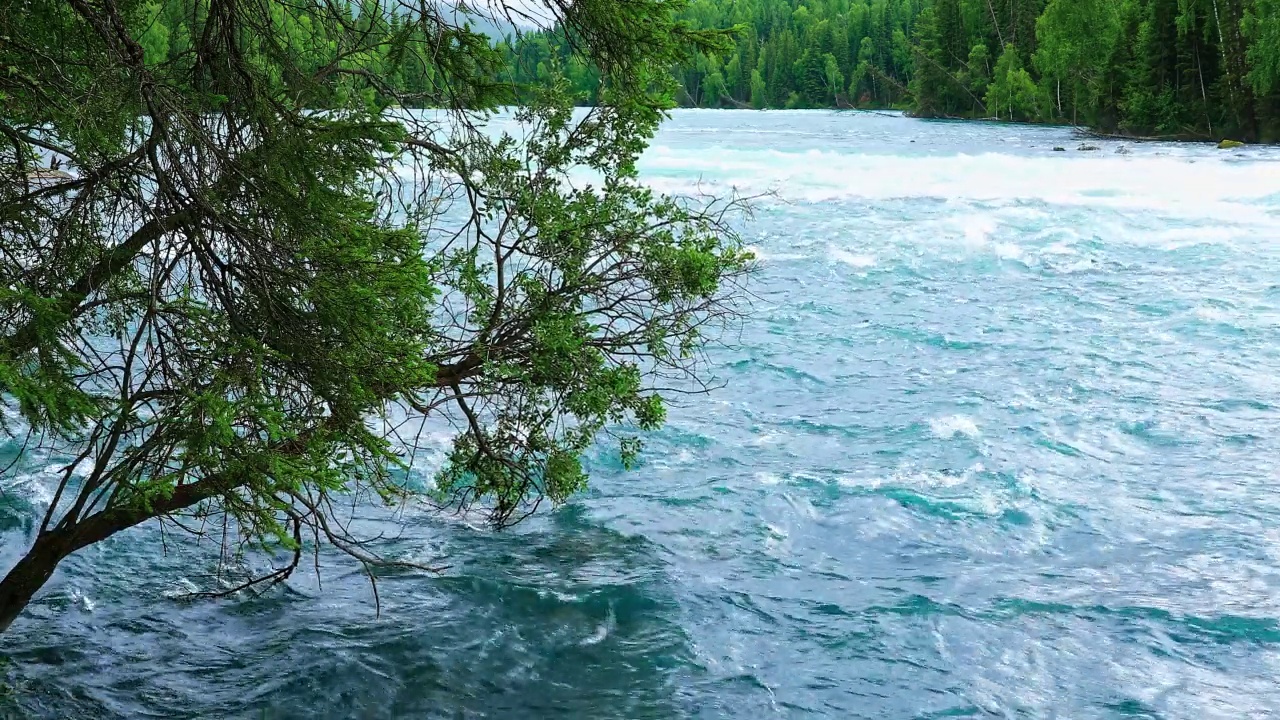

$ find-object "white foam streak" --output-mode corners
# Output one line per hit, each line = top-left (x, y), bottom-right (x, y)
(827, 248), (876, 268)
(639, 147), (1280, 222)
(929, 415), (982, 439)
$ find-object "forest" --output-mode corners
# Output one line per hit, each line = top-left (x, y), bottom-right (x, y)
(508, 0), (1280, 142)
(46, 0), (1280, 141)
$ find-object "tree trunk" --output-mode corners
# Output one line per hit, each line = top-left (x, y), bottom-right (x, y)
(0, 532), (75, 634)
(0, 470), (237, 636)
(1221, 0), (1260, 141)
(1196, 41), (1213, 137)
(0, 417), (335, 636)
(986, 0), (1005, 49)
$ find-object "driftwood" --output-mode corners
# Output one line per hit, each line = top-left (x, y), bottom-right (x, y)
(852, 108), (909, 118)
(718, 93), (752, 110)
(904, 109), (999, 121)
(905, 43), (988, 115)
(1071, 126), (1211, 143)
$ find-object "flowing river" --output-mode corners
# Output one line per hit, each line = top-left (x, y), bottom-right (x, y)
(5, 110), (1280, 718)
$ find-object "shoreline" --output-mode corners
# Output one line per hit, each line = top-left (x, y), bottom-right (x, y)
(659, 105), (1269, 146)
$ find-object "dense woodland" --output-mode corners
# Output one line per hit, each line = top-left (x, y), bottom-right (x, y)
(36, 0), (1280, 139)
(508, 0), (1280, 142)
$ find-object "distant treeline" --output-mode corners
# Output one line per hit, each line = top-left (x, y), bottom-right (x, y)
(504, 0), (1280, 142)
(124, 0), (1280, 141)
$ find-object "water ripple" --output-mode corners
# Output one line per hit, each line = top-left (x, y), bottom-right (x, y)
(7, 110), (1280, 719)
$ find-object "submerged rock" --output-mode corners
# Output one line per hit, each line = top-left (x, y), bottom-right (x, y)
(1077, 144), (1100, 151)
(1218, 139), (1245, 149)
(1116, 145), (1132, 155)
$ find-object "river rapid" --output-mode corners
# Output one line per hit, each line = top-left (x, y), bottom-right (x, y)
(5, 110), (1280, 718)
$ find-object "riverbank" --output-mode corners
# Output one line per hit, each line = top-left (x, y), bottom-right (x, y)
(677, 103), (1274, 146)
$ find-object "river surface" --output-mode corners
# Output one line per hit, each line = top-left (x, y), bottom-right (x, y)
(6, 110), (1280, 718)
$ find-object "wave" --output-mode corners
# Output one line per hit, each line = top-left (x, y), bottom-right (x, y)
(929, 415), (981, 440)
(826, 247), (876, 268)
(638, 147), (1280, 221)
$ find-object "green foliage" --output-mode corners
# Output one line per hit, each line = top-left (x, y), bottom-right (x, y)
(1033, 0), (1119, 123)
(502, 0), (1280, 140)
(966, 44), (991, 91)
(986, 45), (1040, 121)
(509, 0), (923, 110)
(750, 68), (768, 107)
(0, 0), (752, 627)
(909, 6), (961, 116)
(1244, 0), (1280, 96)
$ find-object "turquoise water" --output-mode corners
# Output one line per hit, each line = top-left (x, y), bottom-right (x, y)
(6, 110), (1280, 718)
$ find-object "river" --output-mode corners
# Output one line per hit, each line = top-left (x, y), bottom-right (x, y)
(5, 110), (1280, 718)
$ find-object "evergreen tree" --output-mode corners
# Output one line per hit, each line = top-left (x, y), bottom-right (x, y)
(1034, 0), (1119, 125)
(569, 0), (1280, 139)
(0, 0), (752, 633)
(1246, 0), (1280, 96)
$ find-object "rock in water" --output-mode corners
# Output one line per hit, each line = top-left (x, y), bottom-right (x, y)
(1053, 146), (1067, 152)
(1116, 145), (1132, 155)
(1078, 144), (1100, 151)
(1218, 139), (1245, 149)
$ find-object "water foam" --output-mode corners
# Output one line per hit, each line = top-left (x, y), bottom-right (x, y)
(827, 247), (876, 268)
(579, 605), (616, 646)
(929, 415), (982, 439)
(639, 146), (1280, 224)
(745, 245), (807, 263)
(15, 109), (1280, 720)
